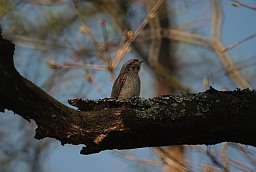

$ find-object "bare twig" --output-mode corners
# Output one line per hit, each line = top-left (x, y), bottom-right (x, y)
(154, 147), (189, 172)
(26, 0), (66, 5)
(99, 18), (112, 62)
(147, 0), (161, 66)
(71, 0), (99, 48)
(228, 143), (256, 170)
(84, 72), (106, 97)
(113, 150), (164, 166)
(111, 0), (165, 68)
(10, 35), (67, 50)
(162, 28), (249, 88)
(228, 158), (255, 172)
(206, 147), (227, 171)
(221, 143), (230, 172)
(173, 34), (248, 89)
(231, 0), (256, 10)
(211, 0), (222, 39)
(210, 0), (249, 88)
(222, 33), (256, 52)
(71, 0), (111, 64)
(162, 29), (210, 46)
(210, 38), (249, 88)
(47, 61), (107, 70)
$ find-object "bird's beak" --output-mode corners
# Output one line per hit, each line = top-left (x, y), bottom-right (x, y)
(139, 60), (144, 64)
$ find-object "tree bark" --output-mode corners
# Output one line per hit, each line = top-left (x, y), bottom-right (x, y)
(1, 27), (256, 155)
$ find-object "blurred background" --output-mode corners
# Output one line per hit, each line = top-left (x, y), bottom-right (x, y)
(1, 0), (256, 171)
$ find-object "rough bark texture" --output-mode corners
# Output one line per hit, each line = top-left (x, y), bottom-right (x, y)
(1, 27), (256, 155)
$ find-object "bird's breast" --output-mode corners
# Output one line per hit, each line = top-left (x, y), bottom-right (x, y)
(117, 74), (140, 100)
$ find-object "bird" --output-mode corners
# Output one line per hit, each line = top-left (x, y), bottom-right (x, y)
(111, 59), (143, 100)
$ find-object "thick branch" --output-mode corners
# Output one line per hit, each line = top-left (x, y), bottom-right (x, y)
(1, 27), (256, 155)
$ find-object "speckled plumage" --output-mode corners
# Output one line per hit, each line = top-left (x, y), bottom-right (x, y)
(111, 59), (143, 100)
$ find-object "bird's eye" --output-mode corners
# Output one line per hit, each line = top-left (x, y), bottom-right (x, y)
(134, 65), (140, 70)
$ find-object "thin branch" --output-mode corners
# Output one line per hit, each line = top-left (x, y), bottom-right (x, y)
(71, 0), (110, 64)
(206, 147), (228, 171)
(162, 29), (211, 47)
(47, 61), (107, 70)
(7, 35), (67, 50)
(221, 143), (230, 172)
(71, 0), (98, 47)
(211, 0), (222, 39)
(162, 28), (250, 88)
(231, 0), (256, 10)
(25, 0), (66, 5)
(111, 0), (165, 68)
(147, 0), (161, 67)
(188, 146), (228, 171)
(113, 150), (164, 167)
(99, 18), (111, 62)
(228, 143), (256, 170)
(154, 147), (190, 171)
(228, 158), (255, 172)
(222, 33), (256, 53)
(210, 39), (249, 88)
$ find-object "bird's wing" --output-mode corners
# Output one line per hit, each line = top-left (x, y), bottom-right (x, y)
(111, 73), (127, 99)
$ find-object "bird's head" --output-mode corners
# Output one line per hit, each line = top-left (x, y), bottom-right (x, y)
(119, 59), (144, 74)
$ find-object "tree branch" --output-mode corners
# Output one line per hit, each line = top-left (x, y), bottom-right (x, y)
(1, 27), (256, 155)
